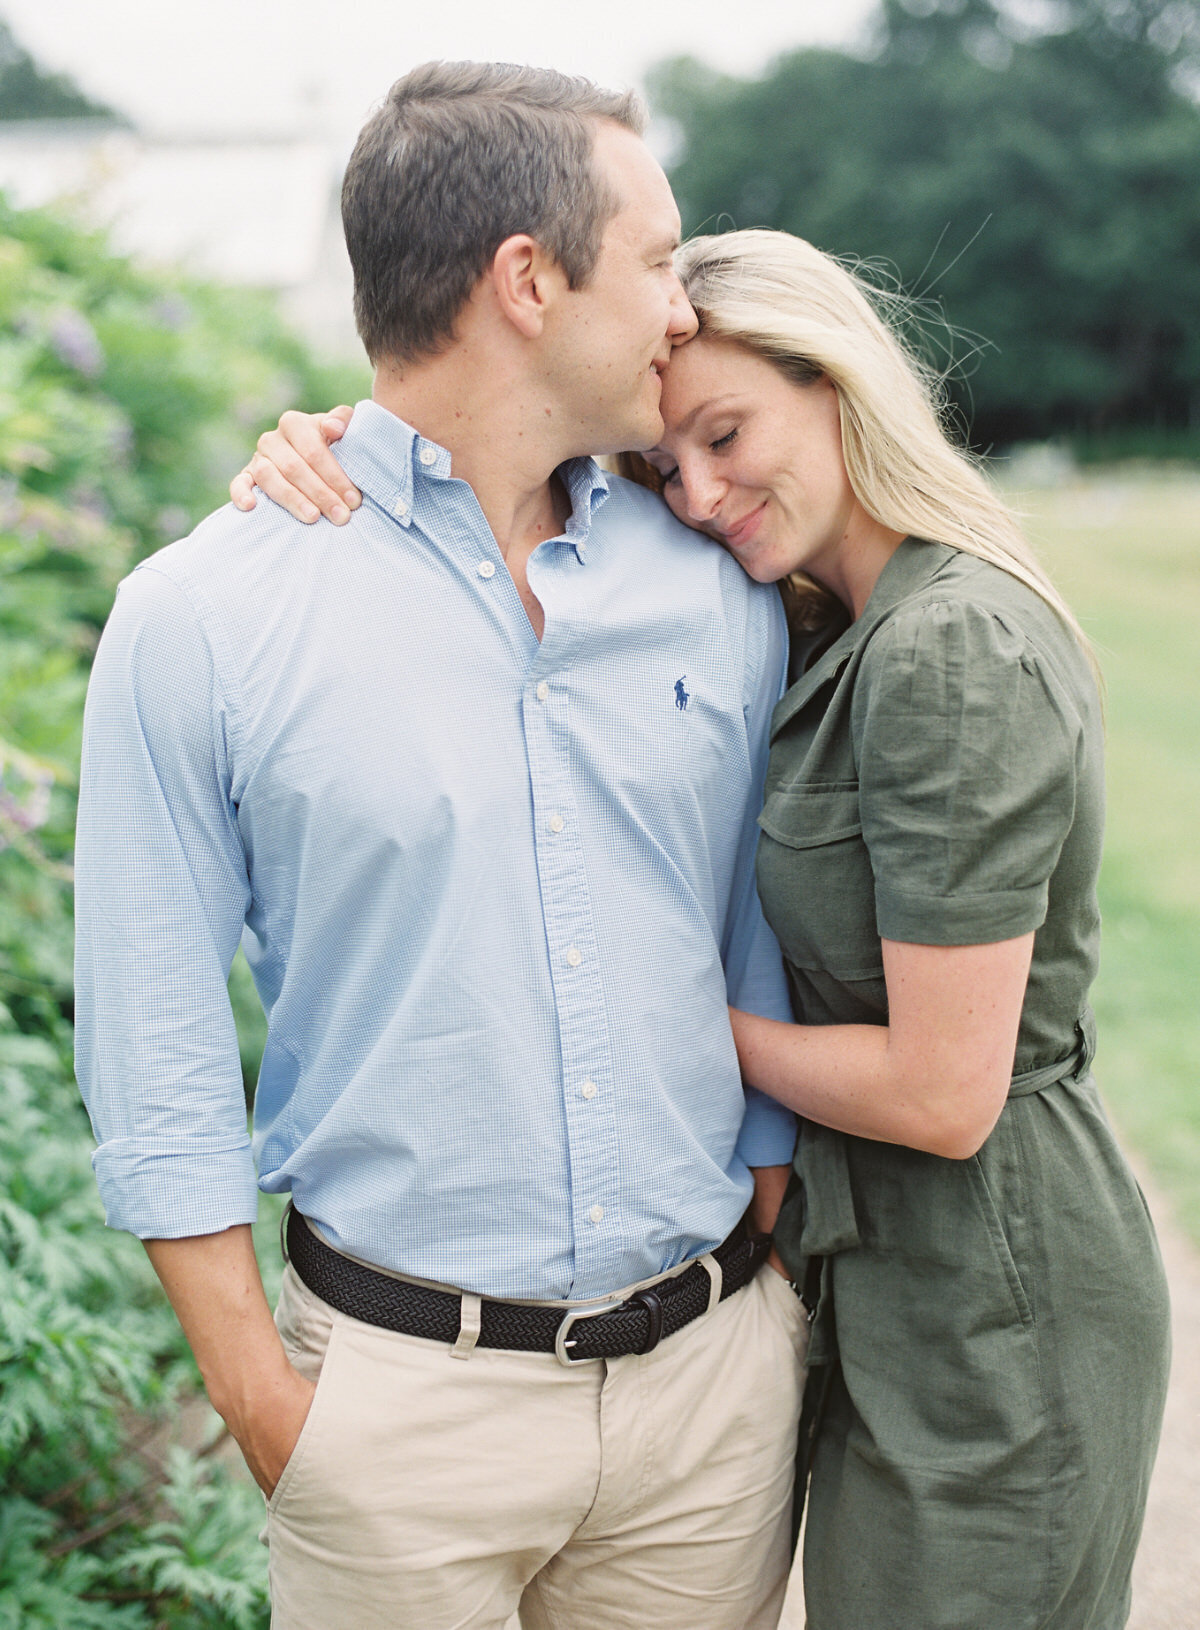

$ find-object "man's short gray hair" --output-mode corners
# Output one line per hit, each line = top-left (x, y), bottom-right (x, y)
(342, 61), (646, 366)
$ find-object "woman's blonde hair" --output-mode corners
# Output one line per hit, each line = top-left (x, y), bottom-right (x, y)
(621, 228), (1094, 663)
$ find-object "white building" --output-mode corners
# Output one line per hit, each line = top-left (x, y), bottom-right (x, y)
(0, 118), (362, 359)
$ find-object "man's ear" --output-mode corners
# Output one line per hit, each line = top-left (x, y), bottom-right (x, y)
(490, 234), (566, 340)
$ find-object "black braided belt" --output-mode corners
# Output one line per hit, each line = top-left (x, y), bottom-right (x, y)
(285, 1206), (772, 1365)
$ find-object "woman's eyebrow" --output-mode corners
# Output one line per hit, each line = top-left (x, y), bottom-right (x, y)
(673, 394), (740, 437)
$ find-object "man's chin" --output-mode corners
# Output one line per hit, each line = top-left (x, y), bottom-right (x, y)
(605, 407), (664, 457)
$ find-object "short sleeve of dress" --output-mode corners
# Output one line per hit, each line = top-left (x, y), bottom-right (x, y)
(852, 597), (1082, 946)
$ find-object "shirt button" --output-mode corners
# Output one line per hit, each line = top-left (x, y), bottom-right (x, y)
(581, 1080), (598, 1100)
(393, 497), (409, 518)
(477, 560), (496, 579)
(419, 446), (437, 465)
(565, 946), (582, 967)
(548, 813), (565, 834)
(536, 681), (549, 702)
(589, 1204), (604, 1225)
(576, 541), (589, 561)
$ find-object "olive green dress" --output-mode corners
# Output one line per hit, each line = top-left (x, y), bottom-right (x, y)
(764, 538), (1171, 1630)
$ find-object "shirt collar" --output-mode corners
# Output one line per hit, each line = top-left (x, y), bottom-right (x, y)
(771, 536), (958, 733)
(334, 398), (610, 554)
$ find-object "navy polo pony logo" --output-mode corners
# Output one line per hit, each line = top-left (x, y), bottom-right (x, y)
(674, 676), (690, 711)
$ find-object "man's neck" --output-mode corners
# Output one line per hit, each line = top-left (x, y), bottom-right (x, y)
(372, 350), (576, 564)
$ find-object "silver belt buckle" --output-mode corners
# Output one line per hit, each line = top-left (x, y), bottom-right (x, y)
(554, 1300), (621, 1366)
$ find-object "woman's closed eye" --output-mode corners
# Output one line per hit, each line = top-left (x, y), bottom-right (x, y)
(661, 429), (739, 486)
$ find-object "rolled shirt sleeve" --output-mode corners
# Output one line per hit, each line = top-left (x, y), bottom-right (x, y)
(74, 565), (258, 1238)
(852, 598), (1082, 947)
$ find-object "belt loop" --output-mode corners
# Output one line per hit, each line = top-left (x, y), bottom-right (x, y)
(280, 1198), (294, 1266)
(699, 1252), (723, 1314)
(450, 1292), (482, 1360)
(631, 1288), (665, 1355)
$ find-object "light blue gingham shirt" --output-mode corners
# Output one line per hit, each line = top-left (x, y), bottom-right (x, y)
(74, 399), (794, 1301)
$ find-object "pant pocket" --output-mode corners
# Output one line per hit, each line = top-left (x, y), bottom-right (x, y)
(268, 1300), (345, 1516)
(756, 1266), (811, 1356)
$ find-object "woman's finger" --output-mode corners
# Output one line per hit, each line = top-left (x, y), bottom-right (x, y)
(227, 407), (363, 525)
(269, 411), (361, 521)
(319, 404), (355, 441)
(229, 466), (258, 512)
(245, 422), (353, 525)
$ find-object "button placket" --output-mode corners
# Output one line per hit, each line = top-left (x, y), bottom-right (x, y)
(520, 665), (620, 1293)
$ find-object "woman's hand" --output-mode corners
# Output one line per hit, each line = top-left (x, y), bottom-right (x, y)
(747, 1164), (794, 1279)
(230, 405), (360, 524)
(729, 931), (1034, 1160)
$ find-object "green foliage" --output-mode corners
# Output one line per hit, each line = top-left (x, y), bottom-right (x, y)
(651, 0), (1200, 446)
(0, 189), (366, 1623)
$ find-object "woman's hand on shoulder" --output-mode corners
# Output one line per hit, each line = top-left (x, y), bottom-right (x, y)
(229, 405), (360, 524)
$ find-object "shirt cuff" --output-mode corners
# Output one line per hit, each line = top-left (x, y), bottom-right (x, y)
(735, 1087), (798, 1168)
(874, 880), (1050, 946)
(92, 1137), (260, 1239)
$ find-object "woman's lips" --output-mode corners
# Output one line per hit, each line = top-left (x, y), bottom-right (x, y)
(722, 502), (767, 549)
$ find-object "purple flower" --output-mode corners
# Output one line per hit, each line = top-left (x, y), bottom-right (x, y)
(0, 478), (19, 530)
(151, 294), (193, 331)
(107, 418), (136, 466)
(49, 308), (104, 379)
(68, 484), (111, 524)
(156, 504), (190, 541)
(0, 750), (54, 844)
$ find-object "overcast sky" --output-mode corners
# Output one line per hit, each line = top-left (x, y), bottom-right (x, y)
(9, 0), (879, 141)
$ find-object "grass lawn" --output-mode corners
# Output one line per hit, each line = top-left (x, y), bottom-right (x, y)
(1012, 467), (1200, 1243)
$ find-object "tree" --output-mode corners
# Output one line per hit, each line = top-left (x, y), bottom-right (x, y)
(0, 17), (124, 122)
(652, 0), (1200, 445)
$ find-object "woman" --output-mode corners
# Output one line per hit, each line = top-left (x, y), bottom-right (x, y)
(233, 228), (1170, 1630)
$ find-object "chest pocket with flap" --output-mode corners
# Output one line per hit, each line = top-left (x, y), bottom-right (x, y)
(756, 781), (884, 982)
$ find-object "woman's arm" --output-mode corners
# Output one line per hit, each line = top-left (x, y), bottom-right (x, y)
(730, 931), (1034, 1160)
(229, 405), (360, 522)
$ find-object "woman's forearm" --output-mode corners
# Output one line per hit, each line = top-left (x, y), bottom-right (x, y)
(731, 934), (1034, 1160)
(731, 1012), (973, 1154)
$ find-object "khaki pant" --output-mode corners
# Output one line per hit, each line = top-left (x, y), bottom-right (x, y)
(266, 1260), (808, 1630)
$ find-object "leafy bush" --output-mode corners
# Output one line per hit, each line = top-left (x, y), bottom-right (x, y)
(0, 191), (366, 1625)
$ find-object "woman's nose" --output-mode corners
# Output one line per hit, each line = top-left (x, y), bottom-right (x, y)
(683, 469), (725, 524)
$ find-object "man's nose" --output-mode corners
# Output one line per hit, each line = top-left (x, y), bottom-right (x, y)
(668, 275), (699, 346)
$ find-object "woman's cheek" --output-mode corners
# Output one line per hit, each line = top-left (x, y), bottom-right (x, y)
(664, 485), (691, 527)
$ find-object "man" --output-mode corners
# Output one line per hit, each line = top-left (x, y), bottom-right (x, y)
(75, 62), (804, 1630)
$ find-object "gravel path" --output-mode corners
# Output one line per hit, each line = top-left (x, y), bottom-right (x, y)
(780, 1162), (1200, 1628)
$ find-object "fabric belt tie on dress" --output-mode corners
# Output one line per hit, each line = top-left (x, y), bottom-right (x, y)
(1007, 1010), (1096, 1099)
(283, 1205), (772, 1365)
(790, 1010), (1099, 1263)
